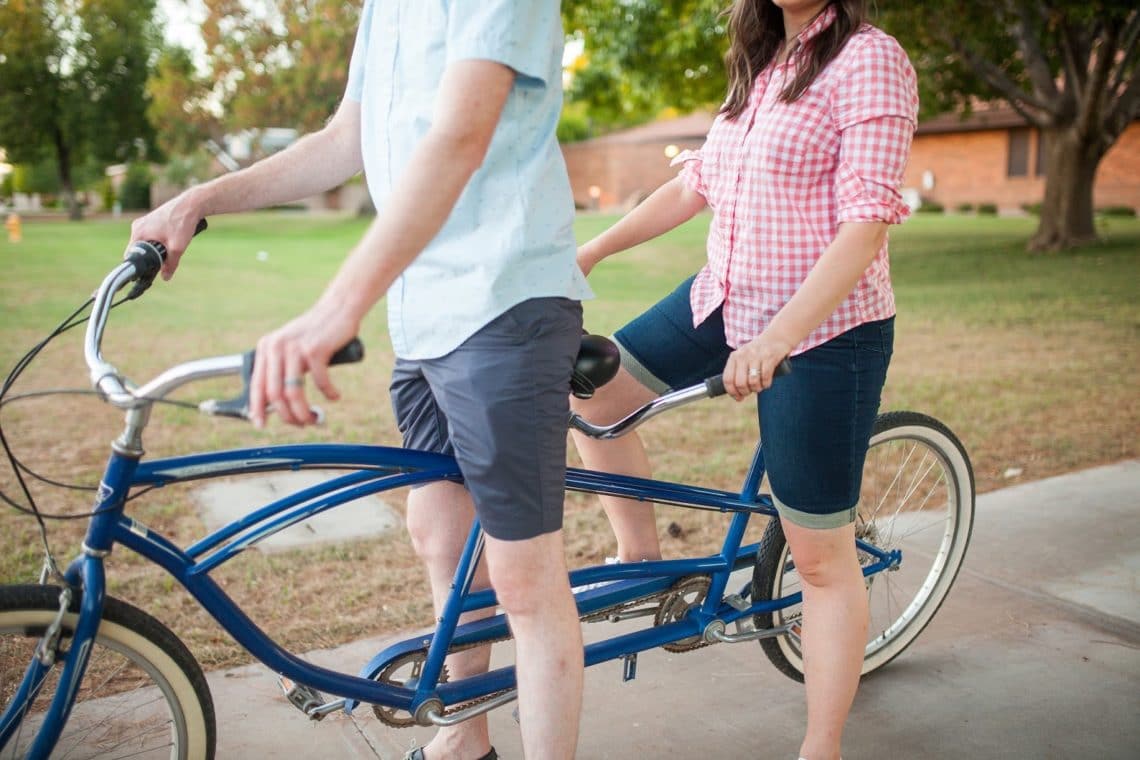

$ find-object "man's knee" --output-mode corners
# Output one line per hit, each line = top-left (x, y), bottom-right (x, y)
(405, 482), (473, 562)
(485, 531), (568, 617)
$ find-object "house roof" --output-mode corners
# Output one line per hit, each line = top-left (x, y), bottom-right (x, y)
(915, 105), (1031, 135)
(586, 111), (717, 145)
(575, 101), (1137, 146)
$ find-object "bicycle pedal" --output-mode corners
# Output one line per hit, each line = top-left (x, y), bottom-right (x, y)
(278, 675), (328, 719)
(621, 653), (638, 682)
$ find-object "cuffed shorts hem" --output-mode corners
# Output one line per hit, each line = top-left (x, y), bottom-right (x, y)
(616, 343), (671, 395)
(772, 494), (858, 530)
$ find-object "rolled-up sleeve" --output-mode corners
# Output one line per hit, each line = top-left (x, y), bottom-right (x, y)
(832, 35), (918, 224)
(670, 149), (708, 198)
(445, 0), (558, 87)
(835, 116), (915, 223)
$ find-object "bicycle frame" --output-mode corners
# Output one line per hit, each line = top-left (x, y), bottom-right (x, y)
(2, 248), (903, 754)
(3, 432), (901, 756)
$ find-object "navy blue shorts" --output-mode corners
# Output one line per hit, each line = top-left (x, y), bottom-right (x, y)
(390, 298), (583, 541)
(615, 276), (894, 529)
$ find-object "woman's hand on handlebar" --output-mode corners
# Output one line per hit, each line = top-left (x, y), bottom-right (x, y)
(722, 333), (793, 401)
(249, 306), (359, 428)
(129, 192), (204, 281)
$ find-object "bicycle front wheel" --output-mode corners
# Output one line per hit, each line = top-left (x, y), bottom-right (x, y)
(0, 584), (216, 759)
(752, 411), (975, 682)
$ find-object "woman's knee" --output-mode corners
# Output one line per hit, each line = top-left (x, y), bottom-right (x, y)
(784, 521), (860, 588)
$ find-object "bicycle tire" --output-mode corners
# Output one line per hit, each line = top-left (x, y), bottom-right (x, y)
(0, 584), (216, 759)
(752, 411), (975, 682)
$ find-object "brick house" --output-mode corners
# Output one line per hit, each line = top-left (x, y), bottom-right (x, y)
(562, 107), (1140, 213)
(906, 105), (1140, 212)
(561, 111), (713, 211)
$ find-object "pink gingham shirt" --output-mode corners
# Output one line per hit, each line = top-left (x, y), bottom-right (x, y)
(674, 6), (918, 354)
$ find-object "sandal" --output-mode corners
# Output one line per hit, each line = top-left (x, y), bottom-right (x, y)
(405, 746), (498, 760)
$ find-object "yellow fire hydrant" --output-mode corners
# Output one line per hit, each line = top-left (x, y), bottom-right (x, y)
(5, 213), (21, 243)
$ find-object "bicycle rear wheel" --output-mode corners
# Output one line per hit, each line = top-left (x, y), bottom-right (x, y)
(752, 411), (975, 682)
(0, 584), (216, 759)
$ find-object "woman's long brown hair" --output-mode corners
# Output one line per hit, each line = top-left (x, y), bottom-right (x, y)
(721, 0), (867, 120)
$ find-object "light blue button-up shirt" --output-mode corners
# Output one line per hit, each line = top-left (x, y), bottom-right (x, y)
(344, 0), (592, 360)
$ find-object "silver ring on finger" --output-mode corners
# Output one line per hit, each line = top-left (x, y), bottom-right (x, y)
(284, 376), (304, 388)
(747, 367), (761, 378)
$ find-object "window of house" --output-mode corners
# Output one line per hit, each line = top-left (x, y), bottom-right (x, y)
(1008, 128), (1031, 177)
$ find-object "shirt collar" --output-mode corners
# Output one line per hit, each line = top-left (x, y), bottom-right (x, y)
(796, 4), (838, 47)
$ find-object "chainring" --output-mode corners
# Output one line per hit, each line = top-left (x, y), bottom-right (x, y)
(654, 575), (712, 653)
(371, 650), (449, 728)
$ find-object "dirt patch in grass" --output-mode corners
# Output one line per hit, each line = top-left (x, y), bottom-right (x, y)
(1, 313), (1136, 673)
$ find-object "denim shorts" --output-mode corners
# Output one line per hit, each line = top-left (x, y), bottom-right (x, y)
(390, 298), (583, 541)
(615, 276), (894, 529)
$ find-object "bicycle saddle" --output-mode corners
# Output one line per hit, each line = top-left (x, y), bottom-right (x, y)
(570, 334), (621, 399)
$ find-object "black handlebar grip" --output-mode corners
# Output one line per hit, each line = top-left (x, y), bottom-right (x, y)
(209, 337), (366, 420)
(704, 357), (793, 398)
(329, 338), (365, 366)
(124, 218), (209, 300)
(704, 375), (727, 397)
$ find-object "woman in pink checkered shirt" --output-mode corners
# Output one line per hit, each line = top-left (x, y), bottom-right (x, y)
(573, 1), (918, 758)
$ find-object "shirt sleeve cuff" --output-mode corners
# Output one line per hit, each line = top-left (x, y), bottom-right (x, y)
(835, 161), (910, 224)
(670, 149), (707, 198)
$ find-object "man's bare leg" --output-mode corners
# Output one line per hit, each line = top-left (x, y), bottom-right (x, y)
(405, 481), (494, 760)
(484, 529), (583, 759)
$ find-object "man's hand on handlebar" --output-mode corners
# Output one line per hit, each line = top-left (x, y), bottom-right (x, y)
(129, 194), (205, 281)
(249, 306), (360, 428)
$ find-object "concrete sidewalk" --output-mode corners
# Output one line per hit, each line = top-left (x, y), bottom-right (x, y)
(209, 461), (1140, 759)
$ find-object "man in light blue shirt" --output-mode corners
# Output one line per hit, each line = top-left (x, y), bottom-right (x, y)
(132, 2), (587, 757)
(347, 1), (592, 360)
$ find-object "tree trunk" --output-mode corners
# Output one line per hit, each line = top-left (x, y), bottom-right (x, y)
(53, 126), (83, 222)
(1029, 125), (1102, 251)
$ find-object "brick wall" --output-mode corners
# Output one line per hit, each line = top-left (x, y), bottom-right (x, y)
(563, 139), (703, 211)
(905, 122), (1140, 211)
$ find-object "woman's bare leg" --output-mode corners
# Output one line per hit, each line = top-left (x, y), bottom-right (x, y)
(570, 368), (662, 561)
(782, 519), (867, 760)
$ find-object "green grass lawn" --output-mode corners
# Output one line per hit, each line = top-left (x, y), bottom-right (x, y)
(0, 210), (1137, 668)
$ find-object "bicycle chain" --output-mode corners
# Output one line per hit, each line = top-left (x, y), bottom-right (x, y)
(372, 577), (714, 727)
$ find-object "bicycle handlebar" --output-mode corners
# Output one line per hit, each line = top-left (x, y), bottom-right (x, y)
(85, 220), (210, 407)
(84, 220), (363, 412)
(702, 357), (792, 398)
(569, 358), (792, 440)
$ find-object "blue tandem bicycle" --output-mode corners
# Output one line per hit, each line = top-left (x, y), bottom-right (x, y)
(0, 238), (974, 758)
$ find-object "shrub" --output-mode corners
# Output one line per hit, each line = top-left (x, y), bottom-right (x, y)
(1097, 205), (1137, 217)
(100, 177), (116, 211)
(1021, 202), (1042, 216)
(119, 163), (152, 210)
(915, 200), (944, 213)
(977, 203), (998, 215)
(955, 202), (974, 213)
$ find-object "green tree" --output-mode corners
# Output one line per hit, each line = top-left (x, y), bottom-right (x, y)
(147, 44), (219, 159)
(200, 0), (360, 134)
(563, 0), (727, 129)
(0, 0), (162, 220)
(880, 1), (1139, 250)
(564, 1), (1140, 251)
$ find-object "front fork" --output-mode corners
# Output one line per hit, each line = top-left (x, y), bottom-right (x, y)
(0, 558), (107, 760)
